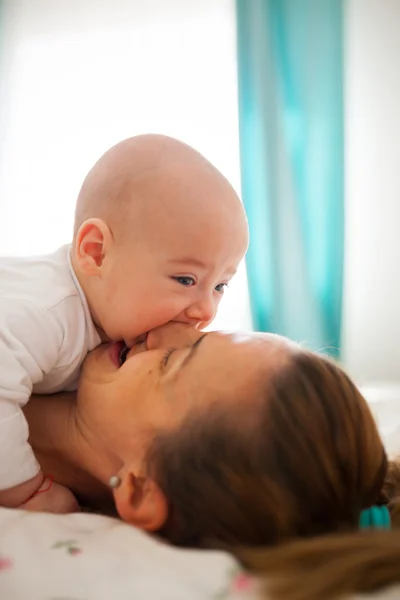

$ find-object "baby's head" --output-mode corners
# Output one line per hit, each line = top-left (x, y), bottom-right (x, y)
(72, 134), (248, 344)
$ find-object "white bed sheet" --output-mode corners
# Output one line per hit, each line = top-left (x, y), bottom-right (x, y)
(0, 508), (257, 600)
(362, 384), (400, 456)
(1, 505), (399, 600)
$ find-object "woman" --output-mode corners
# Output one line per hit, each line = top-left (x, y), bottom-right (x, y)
(24, 322), (400, 599)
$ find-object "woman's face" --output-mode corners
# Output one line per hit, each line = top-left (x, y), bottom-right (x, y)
(78, 323), (293, 447)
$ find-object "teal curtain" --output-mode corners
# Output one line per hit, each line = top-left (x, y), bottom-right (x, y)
(236, 0), (344, 356)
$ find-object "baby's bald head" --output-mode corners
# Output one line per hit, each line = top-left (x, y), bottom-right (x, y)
(73, 134), (245, 243)
(72, 134), (248, 343)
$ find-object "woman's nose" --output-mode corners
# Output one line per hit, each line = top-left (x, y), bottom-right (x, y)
(146, 322), (203, 351)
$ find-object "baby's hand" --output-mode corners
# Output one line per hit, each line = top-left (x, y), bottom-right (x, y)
(21, 478), (79, 514)
(0, 470), (44, 508)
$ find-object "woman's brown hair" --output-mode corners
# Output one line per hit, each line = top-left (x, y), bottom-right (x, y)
(146, 349), (400, 599)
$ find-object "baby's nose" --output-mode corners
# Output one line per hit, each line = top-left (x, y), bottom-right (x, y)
(185, 297), (216, 326)
(146, 322), (202, 351)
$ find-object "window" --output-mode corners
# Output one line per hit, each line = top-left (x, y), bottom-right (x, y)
(0, 0), (252, 330)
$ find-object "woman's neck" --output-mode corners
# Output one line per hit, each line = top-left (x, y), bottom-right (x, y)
(24, 393), (118, 511)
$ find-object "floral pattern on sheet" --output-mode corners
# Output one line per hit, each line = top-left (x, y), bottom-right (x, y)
(216, 566), (257, 599)
(231, 573), (254, 593)
(0, 509), (261, 599)
(0, 555), (13, 571)
(52, 540), (82, 556)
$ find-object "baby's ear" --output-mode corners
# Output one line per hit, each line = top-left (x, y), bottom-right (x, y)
(113, 472), (168, 532)
(74, 218), (112, 274)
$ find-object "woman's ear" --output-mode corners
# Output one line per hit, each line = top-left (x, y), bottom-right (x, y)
(74, 218), (113, 275)
(113, 472), (168, 532)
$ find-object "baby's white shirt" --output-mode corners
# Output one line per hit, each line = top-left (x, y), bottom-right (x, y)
(0, 245), (101, 489)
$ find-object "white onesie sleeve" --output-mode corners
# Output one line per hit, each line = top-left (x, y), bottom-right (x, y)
(0, 297), (63, 489)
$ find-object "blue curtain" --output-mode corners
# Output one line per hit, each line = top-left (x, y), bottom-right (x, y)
(236, 0), (344, 356)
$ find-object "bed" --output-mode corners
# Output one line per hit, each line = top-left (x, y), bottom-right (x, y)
(0, 507), (255, 599)
(1, 385), (399, 600)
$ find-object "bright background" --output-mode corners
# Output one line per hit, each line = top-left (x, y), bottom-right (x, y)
(0, 0), (399, 387)
(0, 0), (252, 332)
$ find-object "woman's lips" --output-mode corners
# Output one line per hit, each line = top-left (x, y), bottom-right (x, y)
(108, 341), (124, 367)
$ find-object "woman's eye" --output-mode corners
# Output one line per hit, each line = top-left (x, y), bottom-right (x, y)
(215, 283), (227, 293)
(173, 276), (195, 287)
(161, 348), (175, 367)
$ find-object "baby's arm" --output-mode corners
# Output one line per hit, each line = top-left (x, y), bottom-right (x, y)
(0, 298), (67, 511)
(21, 477), (79, 514)
(0, 473), (79, 514)
(0, 471), (44, 507)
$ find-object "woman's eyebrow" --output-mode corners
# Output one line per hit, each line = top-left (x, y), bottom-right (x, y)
(180, 334), (208, 370)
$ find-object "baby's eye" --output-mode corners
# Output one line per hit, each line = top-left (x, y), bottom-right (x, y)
(215, 283), (228, 293)
(173, 276), (196, 287)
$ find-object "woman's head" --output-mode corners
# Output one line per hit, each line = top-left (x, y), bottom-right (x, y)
(77, 323), (387, 550)
(146, 339), (387, 549)
(76, 324), (292, 456)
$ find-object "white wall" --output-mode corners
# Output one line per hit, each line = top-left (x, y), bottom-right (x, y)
(0, 0), (252, 331)
(342, 0), (400, 384)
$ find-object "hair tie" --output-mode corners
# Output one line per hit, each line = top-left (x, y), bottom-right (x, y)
(359, 505), (391, 530)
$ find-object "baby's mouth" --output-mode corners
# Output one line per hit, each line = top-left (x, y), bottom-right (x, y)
(118, 334), (148, 366)
(118, 344), (130, 366)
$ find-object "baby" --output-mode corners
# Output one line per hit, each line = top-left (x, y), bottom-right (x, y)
(0, 134), (248, 512)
